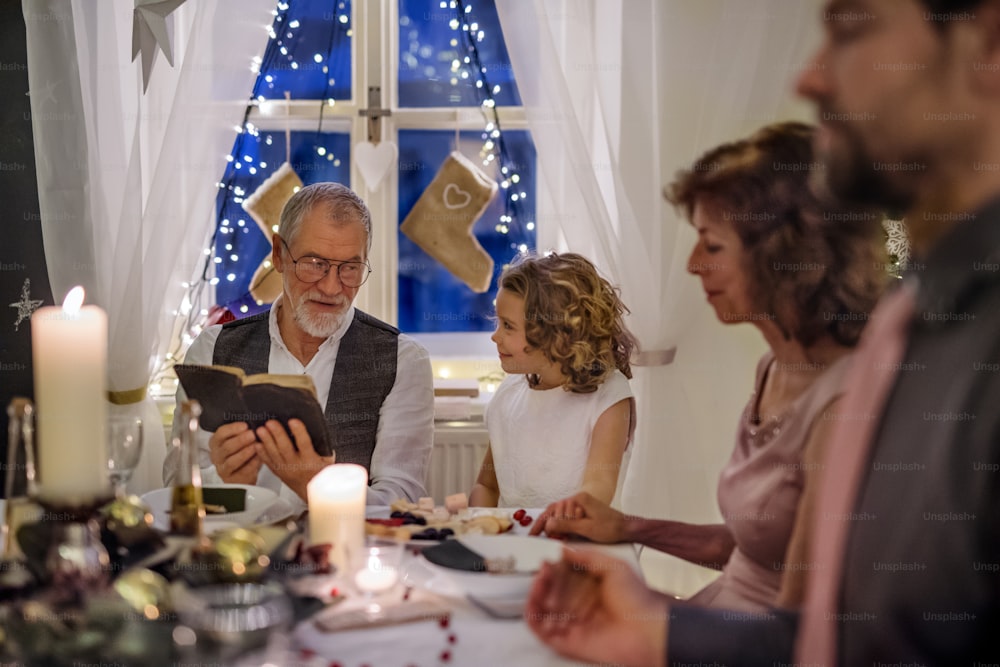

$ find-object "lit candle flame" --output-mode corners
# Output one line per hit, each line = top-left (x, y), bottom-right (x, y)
(62, 286), (85, 316)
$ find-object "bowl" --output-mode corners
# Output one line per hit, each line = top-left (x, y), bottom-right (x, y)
(173, 581), (292, 658)
(140, 484), (278, 531)
(419, 534), (562, 600)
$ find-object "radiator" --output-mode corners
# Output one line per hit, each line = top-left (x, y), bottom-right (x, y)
(427, 418), (490, 501)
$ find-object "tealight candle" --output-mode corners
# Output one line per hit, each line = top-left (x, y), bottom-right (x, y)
(307, 464), (368, 572)
(354, 554), (399, 594)
(31, 286), (109, 500)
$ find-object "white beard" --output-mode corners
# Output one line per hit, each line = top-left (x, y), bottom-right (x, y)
(292, 292), (348, 338)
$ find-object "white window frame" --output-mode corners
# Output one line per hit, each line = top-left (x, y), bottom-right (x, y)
(247, 0), (531, 359)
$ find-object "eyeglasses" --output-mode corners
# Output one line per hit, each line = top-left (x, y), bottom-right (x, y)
(280, 238), (372, 288)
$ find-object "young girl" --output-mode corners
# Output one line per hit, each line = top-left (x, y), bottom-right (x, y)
(469, 253), (638, 508)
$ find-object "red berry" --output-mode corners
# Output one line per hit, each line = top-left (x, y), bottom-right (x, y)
(440, 650), (452, 662)
(438, 614), (451, 629)
(513, 509), (526, 521)
(519, 514), (533, 527)
(448, 633), (457, 644)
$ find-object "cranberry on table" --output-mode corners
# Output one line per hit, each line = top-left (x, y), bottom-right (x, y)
(518, 514), (533, 527)
(512, 508), (526, 521)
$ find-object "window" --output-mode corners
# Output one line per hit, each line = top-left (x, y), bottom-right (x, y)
(212, 0), (536, 335)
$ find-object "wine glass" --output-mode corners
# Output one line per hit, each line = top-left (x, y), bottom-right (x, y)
(350, 539), (404, 617)
(107, 415), (143, 497)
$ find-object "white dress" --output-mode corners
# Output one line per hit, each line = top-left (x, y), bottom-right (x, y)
(485, 370), (633, 508)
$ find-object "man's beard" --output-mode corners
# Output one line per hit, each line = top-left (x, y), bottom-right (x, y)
(292, 291), (349, 338)
(813, 117), (916, 219)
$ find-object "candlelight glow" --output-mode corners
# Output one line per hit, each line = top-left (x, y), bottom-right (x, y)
(62, 286), (85, 316)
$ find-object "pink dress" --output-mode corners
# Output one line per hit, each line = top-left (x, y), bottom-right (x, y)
(687, 351), (851, 611)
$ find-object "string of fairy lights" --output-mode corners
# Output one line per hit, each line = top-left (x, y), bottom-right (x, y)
(153, 0), (347, 390)
(151, 0), (531, 392)
(451, 0), (533, 251)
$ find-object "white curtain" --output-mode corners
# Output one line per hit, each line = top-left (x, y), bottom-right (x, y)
(496, 0), (823, 594)
(24, 0), (274, 493)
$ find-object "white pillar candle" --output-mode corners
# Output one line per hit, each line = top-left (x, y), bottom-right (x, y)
(31, 286), (109, 501)
(307, 463), (368, 572)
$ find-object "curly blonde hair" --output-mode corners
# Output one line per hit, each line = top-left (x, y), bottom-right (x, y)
(499, 253), (637, 393)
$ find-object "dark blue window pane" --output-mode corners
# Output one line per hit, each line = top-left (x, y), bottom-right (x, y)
(398, 0), (521, 107)
(262, 1), (352, 100)
(214, 131), (351, 318)
(398, 130), (536, 332)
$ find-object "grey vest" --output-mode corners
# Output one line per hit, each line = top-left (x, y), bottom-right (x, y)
(213, 309), (399, 471)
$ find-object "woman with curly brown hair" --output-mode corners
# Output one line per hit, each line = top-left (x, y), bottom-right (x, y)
(469, 252), (638, 508)
(531, 122), (887, 611)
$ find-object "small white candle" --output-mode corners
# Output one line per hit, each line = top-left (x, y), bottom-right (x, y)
(307, 463), (368, 572)
(354, 563), (399, 594)
(31, 287), (109, 500)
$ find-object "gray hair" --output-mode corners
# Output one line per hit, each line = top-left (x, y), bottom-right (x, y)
(278, 182), (372, 253)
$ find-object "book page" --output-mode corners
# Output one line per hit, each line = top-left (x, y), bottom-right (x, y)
(243, 372), (318, 398)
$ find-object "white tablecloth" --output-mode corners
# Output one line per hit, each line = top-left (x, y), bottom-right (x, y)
(286, 507), (642, 667)
(291, 544), (640, 667)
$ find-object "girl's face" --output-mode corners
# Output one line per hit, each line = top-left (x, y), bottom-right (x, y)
(686, 201), (756, 325)
(491, 287), (553, 376)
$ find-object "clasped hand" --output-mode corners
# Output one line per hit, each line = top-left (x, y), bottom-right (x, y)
(530, 491), (627, 542)
(527, 546), (669, 666)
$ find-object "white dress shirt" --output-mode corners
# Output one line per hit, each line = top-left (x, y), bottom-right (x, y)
(164, 297), (434, 509)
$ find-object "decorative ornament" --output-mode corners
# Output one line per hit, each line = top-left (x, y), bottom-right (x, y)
(242, 161), (303, 304)
(9, 279), (43, 332)
(883, 218), (910, 278)
(353, 141), (398, 191)
(400, 151), (498, 293)
(354, 87), (397, 191)
(131, 0), (189, 92)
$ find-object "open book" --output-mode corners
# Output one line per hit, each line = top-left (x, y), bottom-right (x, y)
(174, 364), (332, 457)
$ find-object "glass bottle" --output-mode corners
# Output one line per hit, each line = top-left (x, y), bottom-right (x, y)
(3, 398), (42, 557)
(170, 400), (205, 536)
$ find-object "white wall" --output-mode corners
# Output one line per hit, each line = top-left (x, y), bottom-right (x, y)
(642, 0), (825, 595)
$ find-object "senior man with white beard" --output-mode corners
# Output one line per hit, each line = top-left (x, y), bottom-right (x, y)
(164, 182), (433, 507)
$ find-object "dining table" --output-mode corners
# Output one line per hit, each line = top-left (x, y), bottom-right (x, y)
(0, 499), (644, 667)
(279, 506), (643, 667)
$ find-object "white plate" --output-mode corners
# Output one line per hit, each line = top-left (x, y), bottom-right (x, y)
(141, 484), (280, 532)
(417, 534), (562, 600)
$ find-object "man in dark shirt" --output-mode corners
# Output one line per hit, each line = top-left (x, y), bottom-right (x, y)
(526, 0), (1000, 664)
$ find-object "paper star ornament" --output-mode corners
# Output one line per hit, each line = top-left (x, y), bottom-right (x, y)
(132, 0), (189, 92)
(9, 279), (43, 332)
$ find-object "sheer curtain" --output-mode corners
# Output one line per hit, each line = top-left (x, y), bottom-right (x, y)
(496, 0), (822, 594)
(23, 0), (274, 493)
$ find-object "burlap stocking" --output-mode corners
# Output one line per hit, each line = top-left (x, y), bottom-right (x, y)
(400, 152), (498, 293)
(241, 162), (303, 303)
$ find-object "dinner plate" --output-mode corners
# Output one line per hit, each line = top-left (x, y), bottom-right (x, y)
(416, 534), (562, 600)
(141, 484), (285, 532)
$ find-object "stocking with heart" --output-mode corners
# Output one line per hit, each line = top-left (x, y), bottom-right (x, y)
(400, 151), (498, 293)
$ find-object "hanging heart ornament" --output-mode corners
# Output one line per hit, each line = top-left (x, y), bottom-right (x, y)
(353, 141), (398, 191)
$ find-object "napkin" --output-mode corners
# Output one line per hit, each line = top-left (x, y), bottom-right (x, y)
(314, 598), (449, 633)
(202, 486), (247, 512)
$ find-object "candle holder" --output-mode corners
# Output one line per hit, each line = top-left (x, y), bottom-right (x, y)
(348, 539), (404, 617)
(33, 492), (115, 599)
